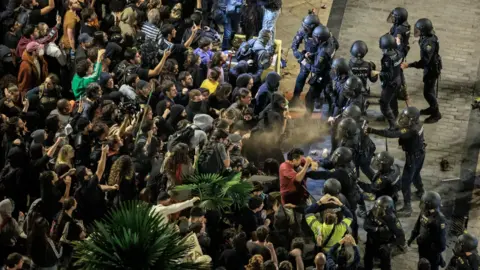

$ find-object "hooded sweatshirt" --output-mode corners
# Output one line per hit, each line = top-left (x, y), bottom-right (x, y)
(191, 114), (214, 148)
(229, 60), (249, 88)
(31, 129), (46, 145)
(255, 72), (281, 115)
(163, 104), (185, 137)
(0, 198), (23, 247)
(231, 73), (253, 102)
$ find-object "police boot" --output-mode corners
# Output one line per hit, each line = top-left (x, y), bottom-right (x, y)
(387, 120), (398, 131)
(357, 203), (367, 218)
(420, 107), (434, 115)
(424, 108), (442, 124)
(391, 244), (408, 257)
(396, 203), (412, 217)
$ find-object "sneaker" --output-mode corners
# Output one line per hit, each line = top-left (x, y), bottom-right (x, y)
(397, 205), (413, 217)
(425, 112), (442, 123)
(420, 107), (434, 115)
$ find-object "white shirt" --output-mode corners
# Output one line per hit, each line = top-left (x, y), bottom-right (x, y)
(150, 198), (196, 225)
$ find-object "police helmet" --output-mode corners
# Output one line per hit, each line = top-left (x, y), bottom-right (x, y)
(312, 25), (331, 43)
(331, 58), (350, 77)
(343, 76), (363, 99)
(372, 195), (395, 218)
(414, 18), (433, 37)
(342, 105), (362, 121)
(330, 147), (353, 167)
(323, 178), (342, 196)
(387, 7), (408, 25)
(420, 191), (441, 211)
(455, 233), (478, 254)
(371, 151), (395, 172)
(397, 106), (420, 128)
(302, 14), (321, 33)
(379, 34), (397, 50)
(350, 40), (368, 59)
(337, 118), (358, 139)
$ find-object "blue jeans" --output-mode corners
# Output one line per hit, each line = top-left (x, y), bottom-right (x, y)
(262, 8), (280, 44)
(401, 151), (425, 205)
(222, 12), (240, 50)
(294, 64), (310, 97)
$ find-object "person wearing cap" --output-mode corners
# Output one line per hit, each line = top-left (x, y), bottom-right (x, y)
(75, 33), (94, 64)
(72, 49), (105, 100)
(18, 41), (48, 96)
(151, 192), (200, 225)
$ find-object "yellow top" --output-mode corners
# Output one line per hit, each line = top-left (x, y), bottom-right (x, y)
(200, 79), (219, 94)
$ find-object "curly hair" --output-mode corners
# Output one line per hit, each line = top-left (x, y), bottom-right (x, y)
(165, 143), (191, 175)
(246, 255), (264, 270)
(108, 155), (134, 186)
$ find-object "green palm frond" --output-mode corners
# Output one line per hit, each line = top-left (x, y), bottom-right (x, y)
(73, 201), (210, 270)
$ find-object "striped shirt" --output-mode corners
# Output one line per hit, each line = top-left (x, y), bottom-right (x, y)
(141, 22), (160, 42)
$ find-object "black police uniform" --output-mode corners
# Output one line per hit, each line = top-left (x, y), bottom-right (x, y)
(388, 8), (411, 101)
(379, 34), (403, 129)
(349, 40), (379, 95)
(306, 25), (339, 114)
(407, 18), (443, 123)
(343, 76), (368, 115)
(371, 165), (401, 202)
(409, 210), (447, 269)
(447, 233), (480, 270)
(292, 14), (321, 98)
(364, 198), (406, 270)
(367, 107), (425, 215)
(328, 58), (350, 116)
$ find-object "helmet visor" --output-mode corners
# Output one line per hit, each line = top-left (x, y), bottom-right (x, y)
(387, 13), (395, 23)
(372, 204), (385, 218)
(414, 27), (421, 37)
(371, 156), (381, 171)
(397, 114), (410, 128)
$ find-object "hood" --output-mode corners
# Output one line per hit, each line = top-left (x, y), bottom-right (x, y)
(232, 61), (249, 76)
(7, 146), (27, 168)
(271, 92), (286, 110)
(193, 114), (214, 131)
(167, 104), (185, 127)
(120, 7), (136, 25)
(31, 129), (45, 144)
(236, 73), (252, 88)
(0, 198), (14, 218)
(30, 143), (44, 160)
(265, 72), (281, 91)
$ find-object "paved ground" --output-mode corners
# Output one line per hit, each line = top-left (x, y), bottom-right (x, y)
(275, 0), (480, 269)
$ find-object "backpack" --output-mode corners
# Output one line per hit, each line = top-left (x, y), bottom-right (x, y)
(200, 27), (222, 47)
(197, 143), (225, 174)
(166, 125), (200, 152)
(16, 6), (31, 26)
(139, 39), (160, 69)
(114, 60), (138, 86)
(236, 38), (258, 61)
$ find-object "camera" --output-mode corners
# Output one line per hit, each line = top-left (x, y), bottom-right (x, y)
(118, 100), (140, 115)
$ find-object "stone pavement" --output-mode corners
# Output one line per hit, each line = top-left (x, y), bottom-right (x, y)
(274, 0), (480, 268)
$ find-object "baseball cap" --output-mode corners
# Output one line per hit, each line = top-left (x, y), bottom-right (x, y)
(78, 33), (94, 44)
(0, 45), (13, 62)
(26, 42), (43, 53)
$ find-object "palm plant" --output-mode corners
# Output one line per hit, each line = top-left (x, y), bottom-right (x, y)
(175, 173), (253, 213)
(73, 201), (210, 270)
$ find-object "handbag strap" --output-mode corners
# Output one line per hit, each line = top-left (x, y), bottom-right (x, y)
(319, 223), (336, 250)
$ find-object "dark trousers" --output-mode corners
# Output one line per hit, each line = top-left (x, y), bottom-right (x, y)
(305, 77), (330, 114)
(401, 151), (425, 205)
(424, 77), (439, 109)
(419, 244), (442, 270)
(222, 12), (241, 50)
(380, 79), (400, 126)
(294, 65), (310, 97)
(357, 155), (375, 181)
(364, 242), (392, 270)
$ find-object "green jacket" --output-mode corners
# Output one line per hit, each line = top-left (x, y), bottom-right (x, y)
(72, 62), (102, 100)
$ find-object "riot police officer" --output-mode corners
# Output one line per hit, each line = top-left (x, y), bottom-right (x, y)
(447, 233), (479, 270)
(365, 106), (425, 217)
(408, 191), (447, 270)
(402, 18), (443, 123)
(292, 13), (321, 100)
(364, 195), (406, 270)
(305, 25), (339, 114)
(387, 7), (411, 101)
(371, 151), (401, 203)
(328, 58), (351, 117)
(349, 40), (379, 95)
(343, 75), (367, 114)
(378, 34), (403, 130)
(307, 146), (360, 238)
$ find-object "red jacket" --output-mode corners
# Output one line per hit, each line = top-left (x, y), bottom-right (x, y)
(18, 51), (48, 95)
